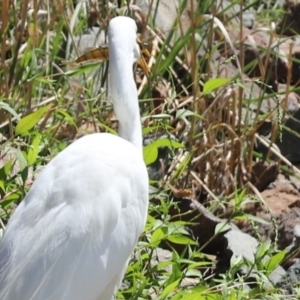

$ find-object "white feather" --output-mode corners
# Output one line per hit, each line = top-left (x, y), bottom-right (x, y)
(0, 16), (148, 300)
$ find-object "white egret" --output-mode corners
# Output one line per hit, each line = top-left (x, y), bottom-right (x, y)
(0, 16), (149, 300)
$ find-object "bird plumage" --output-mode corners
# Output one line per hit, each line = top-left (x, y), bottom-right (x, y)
(0, 17), (148, 300)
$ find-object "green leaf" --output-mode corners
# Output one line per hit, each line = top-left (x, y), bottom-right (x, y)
(175, 109), (202, 120)
(16, 105), (51, 136)
(20, 166), (29, 185)
(150, 227), (165, 247)
(171, 285), (210, 300)
(233, 213), (270, 225)
(0, 192), (22, 208)
(203, 78), (229, 95)
(167, 253), (183, 284)
(56, 109), (77, 126)
(34, 77), (56, 84)
(265, 250), (286, 274)
(143, 138), (184, 165)
(3, 159), (13, 177)
(64, 62), (101, 77)
(214, 222), (231, 235)
(256, 240), (271, 259)
(157, 260), (173, 271)
(143, 143), (158, 165)
(188, 261), (212, 269)
(0, 180), (5, 192)
(234, 188), (247, 207)
(16, 148), (28, 172)
(161, 279), (181, 300)
(142, 125), (160, 135)
(175, 295), (199, 300)
(167, 222), (188, 235)
(0, 102), (20, 120)
(169, 152), (191, 181)
(98, 121), (117, 135)
(27, 133), (42, 166)
(185, 269), (201, 277)
(167, 234), (197, 245)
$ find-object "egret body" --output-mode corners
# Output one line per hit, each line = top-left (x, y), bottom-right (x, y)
(0, 16), (149, 300)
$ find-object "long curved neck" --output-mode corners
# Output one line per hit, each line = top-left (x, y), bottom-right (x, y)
(109, 43), (143, 154)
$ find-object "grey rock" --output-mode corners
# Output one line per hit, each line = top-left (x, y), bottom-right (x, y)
(276, 109), (300, 163)
(218, 225), (286, 287)
(277, 259), (300, 294)
(215, 0), (255, 29)
(224, 225), (258, 263)
(242, 10), (255, 29)
(285, 259), (300, 284)
(136, 0), (192, 38)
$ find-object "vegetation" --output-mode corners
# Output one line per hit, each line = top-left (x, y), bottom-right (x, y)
(0, 0), (299, 299)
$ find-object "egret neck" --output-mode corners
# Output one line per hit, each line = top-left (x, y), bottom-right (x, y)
(108, 31), (143, 154)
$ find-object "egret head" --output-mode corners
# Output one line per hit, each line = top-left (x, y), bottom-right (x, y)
(108, 17), (140, 65)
